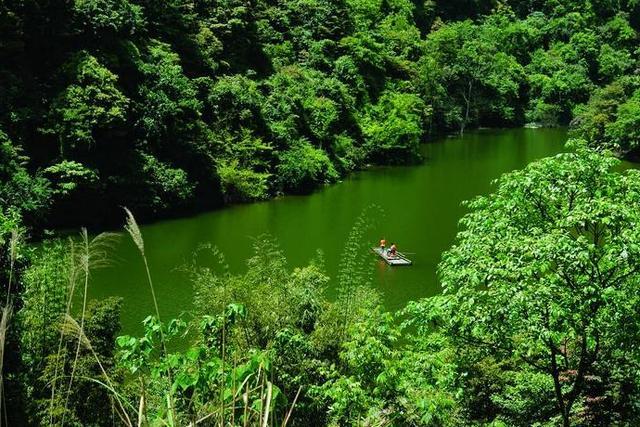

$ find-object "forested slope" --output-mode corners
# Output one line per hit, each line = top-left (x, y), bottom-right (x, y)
(1, 0), (638, 228)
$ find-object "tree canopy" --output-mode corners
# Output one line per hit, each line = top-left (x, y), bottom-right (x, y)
(436, 141), (640, 425)
(0, 0), (638, 226)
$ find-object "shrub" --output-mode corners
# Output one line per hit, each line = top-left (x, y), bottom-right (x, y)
(276, 140), (338, 192)
(217, 160), (270, 202)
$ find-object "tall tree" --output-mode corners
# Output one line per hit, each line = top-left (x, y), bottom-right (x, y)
(439, 141), (640, 426)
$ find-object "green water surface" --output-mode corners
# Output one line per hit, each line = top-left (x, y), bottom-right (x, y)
(90, 128), (568, 334)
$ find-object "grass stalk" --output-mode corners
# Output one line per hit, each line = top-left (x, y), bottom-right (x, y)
(53, 229), (115, 425)
(62, 228), (91, 426)
(337, 205), (380, 340)
(261, 381), (272, 427)
(124, 209), (165, 350)
(137, 393), (144, 427)
(243, 379), (249, 427)
(49, 238), (78, 425)
(282, 386), (302, 427)
(123, 208), (176, 422)
(5, 229), (21, 307)
(0, 305), (12, 427)
(219, 284), (227, 425)
(0, 229), (22, 427)
(139, 377), (149, 427)
(60, 314), (133, 426)
(231, 354), (237, 426)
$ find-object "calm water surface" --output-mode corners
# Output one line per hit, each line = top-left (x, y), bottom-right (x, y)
(90, 128), (568, 334)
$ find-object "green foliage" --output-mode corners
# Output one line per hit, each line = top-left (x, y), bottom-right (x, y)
(315, 304), (396, 425)
(192, 238), (330, 348)
(5, 1), (640, 425)
(396, 298), (463, 426)
(571, 75), (640, 153)
(438, 142), (640, 425)
(117, 312), (288, 425)
(47, 52), (129, 155)
(263, 66), (355, 148)
(12, 230), (126, 426)
(312, 293), (464, 426)
(526, 42), (594, 125)
(113, 237), (333, 424)
(40, 298), (124, 426)
(138, 152), (195, 212)
(206, 75), (266, 134)
(597, 43), (634, 81)
(0, 210), (22, 248)
(276, 140), (339, 192)
(603, 89), (640, 151)
(43, 160), (99, 197)
(491, 369), (557, 424)
(360, 90), (426, 162)
(331, 134), (364, 172)
(2, 0), (639, 224)
(136, 41), (204, 145)
(18, 241), (70, 376)
(419, 18), (526, 133)
(217, 160), (271, 202)
(0, 131), (51, 221)
(73, 0), (145, 37)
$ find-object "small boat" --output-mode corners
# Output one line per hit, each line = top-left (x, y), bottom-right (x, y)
(371, 247), (412, 266)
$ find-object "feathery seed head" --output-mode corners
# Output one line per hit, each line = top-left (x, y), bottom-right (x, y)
(9, 228), (23, 265)
(124, 207), (145, 255)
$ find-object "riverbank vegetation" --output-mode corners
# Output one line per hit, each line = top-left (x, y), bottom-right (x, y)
(3, 0), (640, 425)
(1, 0), (638, 227)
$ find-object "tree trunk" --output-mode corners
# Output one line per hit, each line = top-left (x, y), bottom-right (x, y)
(460, 81), (472, 136)
(550, 346), (570, 427)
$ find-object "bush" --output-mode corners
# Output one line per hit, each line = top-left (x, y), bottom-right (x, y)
(139, 152), (195, 212)
(359, 90), (425, 163)
(276, 140), (338, 192)
(217, 160), (270, 202)
(605, 90), (640, 151)
(0, 131), (51, 223)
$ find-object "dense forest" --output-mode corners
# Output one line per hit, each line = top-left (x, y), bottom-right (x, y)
(1, 0), (638, 227)
(3, 0), (640, 425)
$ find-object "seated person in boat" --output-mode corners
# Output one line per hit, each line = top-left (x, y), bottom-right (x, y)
(388, 243), (397, 257)
(379, 238), (386, 251)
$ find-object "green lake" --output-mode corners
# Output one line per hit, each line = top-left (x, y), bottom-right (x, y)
(90, 128), (568, 334)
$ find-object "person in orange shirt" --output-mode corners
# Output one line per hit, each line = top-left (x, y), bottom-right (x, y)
(379, 238), (386, 251)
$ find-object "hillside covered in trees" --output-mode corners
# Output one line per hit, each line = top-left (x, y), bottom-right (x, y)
(1, 0), (639, 228)
(3, 0), (640, 426)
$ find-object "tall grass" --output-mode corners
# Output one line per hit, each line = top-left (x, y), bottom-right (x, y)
(123, 209), (167, 354)
(123, 207), (177, 423)
(66, 229), (116, 424)
(48, 238), (78, 425)
(0, 305), (13, 427)
(47, 229), (117, 426)
(337, 205), (381, 337)
(60, 314), (133, 426)
(5, 229), (22, 307)
(0, 229), (22, 426)
(27, 210), (300, 426)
